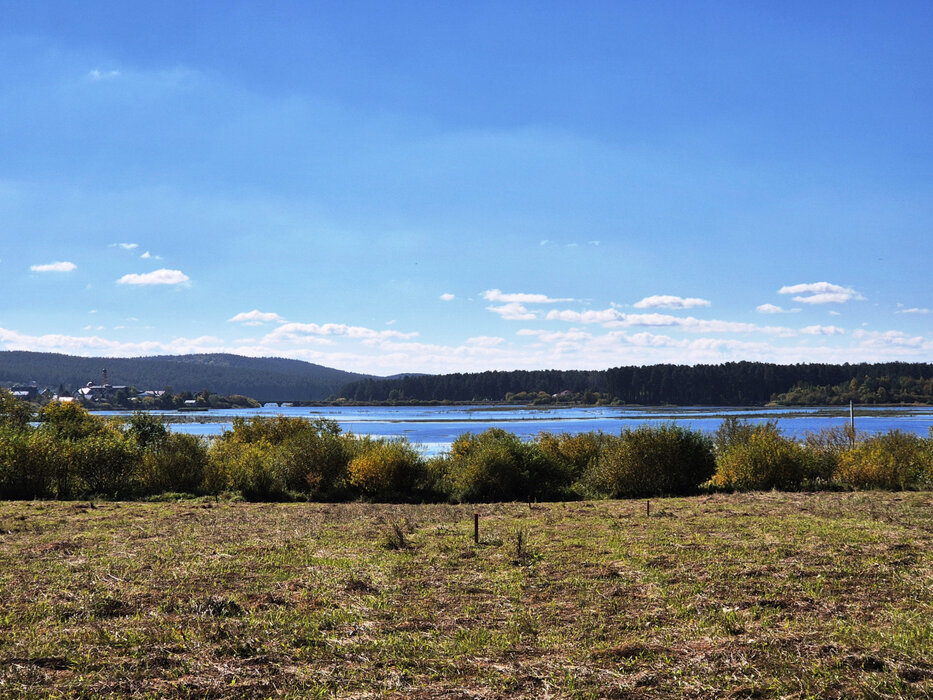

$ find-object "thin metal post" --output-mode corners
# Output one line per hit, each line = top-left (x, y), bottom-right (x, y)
(849, 400), (855, 446)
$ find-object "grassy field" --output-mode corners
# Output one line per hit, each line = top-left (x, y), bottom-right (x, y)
(1, 492), (932, 698)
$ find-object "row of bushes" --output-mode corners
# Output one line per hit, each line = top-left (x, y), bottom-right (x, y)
(1, 398), (932, 501)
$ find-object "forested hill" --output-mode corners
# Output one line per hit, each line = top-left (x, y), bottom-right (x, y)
(338, 362), (933, 405)
(0, 352), (371, 402)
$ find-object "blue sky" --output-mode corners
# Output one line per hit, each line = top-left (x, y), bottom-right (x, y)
(1, 1), (931, 375)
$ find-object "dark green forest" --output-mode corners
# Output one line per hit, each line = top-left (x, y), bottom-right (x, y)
(5, 352), (932, 406)
(0, 352), (370, 402)
(338, 361), (933, 405)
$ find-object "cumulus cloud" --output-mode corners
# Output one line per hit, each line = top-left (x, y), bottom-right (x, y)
(116, 269), (189, 285)
(487, 302), (537, 320)
(140, 251), (162, 260)
(756, 303), (800, 314)
(482, 289), (573, 304)
(111, 242), (138, 250)
(800, 325), (845, 336)
(439, 293), (455, 301)
(31, 261), (76, 272)
(778, 282), (864, 304)
(633, 295), (711, 310)
(228, 310), (286, 326)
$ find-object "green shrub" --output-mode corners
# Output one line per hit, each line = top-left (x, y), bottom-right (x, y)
(714, 417), (779, 455)
(139, 432), (208, 495)
(536, 431), (609, 482)
(207, 438), (286, 501)
(71, 429), (141, 497)
(801, 426), (857, 485)
(126, 411), (169, 449)
(346, 437), (427, 501)
(273, 426), (351, 498)
(38, 401), (106, 441)
(587, 424), (715, 497)
(0, 427), (61, 499)
(0, 389), (35, 430)
(210, 416), (351, 499)
(223, 416), (340, 446)
(712, 424), (809, 491)
(439, 428), (571, 502)
(834, 430), (932, 490)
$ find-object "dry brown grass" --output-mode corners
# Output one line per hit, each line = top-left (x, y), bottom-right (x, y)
(1, 492), (932, 697)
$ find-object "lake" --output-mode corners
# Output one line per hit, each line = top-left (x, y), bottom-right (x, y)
(101, 404), (933, 456)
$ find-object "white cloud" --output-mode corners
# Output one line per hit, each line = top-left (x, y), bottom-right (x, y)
(88, 69), (121, 81)
(0, 325), (225, 357)
(778, 282), (864, 304)
(228, 310), (286, 326)
(546, 307), (797, 336)
(633, 295), (711, 310)
(439, 293), (455, 301)
(897, 307), (931, 314)
(482, 289), (573, 304)
(264, 322), (418, 342)
(487, 302), (536, 320)
(112, 242), (138, 250)
(801, 325), (845, 336)
(116, 269), (189, 285)
(466, 336), (505, 347)
(31, 261), (76, 272)
(545, 308), (622, 324)
(756, 303), (800, 314)
(852, 329), (929, 349)
(140, 251), (162, 260)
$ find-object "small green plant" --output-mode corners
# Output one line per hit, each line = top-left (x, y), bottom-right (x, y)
(382, 519), (410, 550)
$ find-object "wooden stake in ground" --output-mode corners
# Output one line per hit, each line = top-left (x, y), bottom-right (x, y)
(474, 513), (479, 544)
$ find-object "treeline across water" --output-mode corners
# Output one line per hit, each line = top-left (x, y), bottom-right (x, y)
(2, 391), (931, 502)
(338, 361), (933, 405)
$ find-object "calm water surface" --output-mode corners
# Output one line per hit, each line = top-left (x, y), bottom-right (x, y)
(103, 405), (933, 456)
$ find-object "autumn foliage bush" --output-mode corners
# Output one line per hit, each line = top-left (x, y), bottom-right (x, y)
(834, 430), (932, 490)
(1, 392), (932, 502)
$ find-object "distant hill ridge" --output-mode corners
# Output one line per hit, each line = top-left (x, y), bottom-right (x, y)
(0, 351), (371, 402)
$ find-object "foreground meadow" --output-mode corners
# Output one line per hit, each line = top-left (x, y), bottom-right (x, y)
(1, 492), (932, 698)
